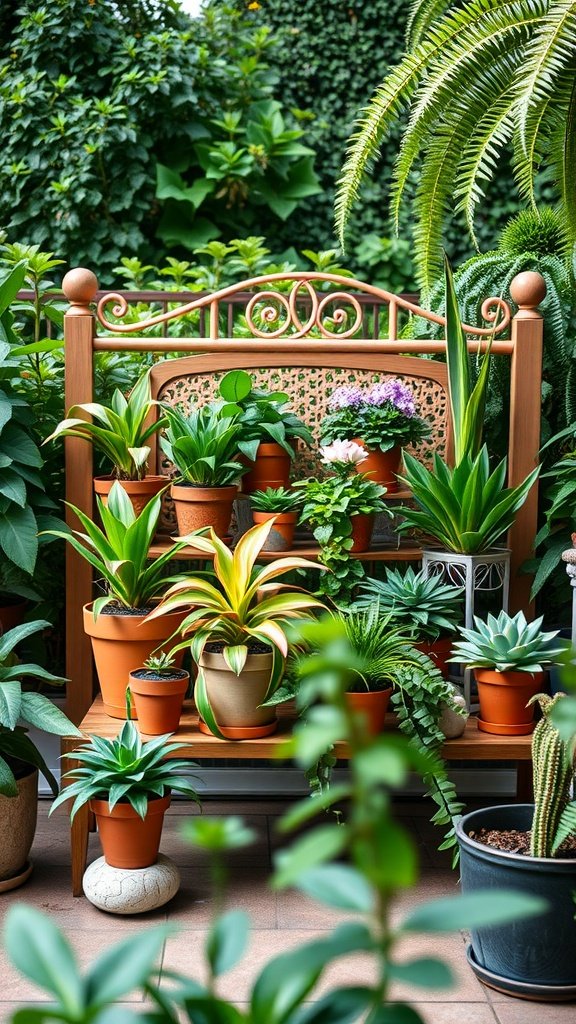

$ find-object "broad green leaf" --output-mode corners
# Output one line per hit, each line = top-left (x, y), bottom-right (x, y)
(219, 369), (253, 402)
(272, 825), (348, 889)
(0, 619), (51, 660)
(295, 986), (373, 1024)
(295, 864), (373, 913)
(388, 957), (453, 989)
(0, 752), (17, 796)
(0, 262), (26, 316)
(0, 504), (38, 572)
(206, 910), (250, 977)
(0, 681), (22, 729)
(402, 891), (548, 933)
(20, 693), (80, 736)
(4, 906), (83, 1015)
(85, 925), (169, 1005)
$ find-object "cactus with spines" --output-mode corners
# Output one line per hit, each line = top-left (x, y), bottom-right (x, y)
(530, 694), (575, 858)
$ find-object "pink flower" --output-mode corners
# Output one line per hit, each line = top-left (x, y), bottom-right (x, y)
(320, 440), (368, 467)
(328, 385), (364, 410)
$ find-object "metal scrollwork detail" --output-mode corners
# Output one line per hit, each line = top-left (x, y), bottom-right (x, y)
(245, 280), (364, 339)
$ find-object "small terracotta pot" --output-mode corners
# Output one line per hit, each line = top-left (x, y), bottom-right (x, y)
(474, 668), (546, 735)
(198, 648), (277, 739)
(0, 768), (38, 889)
(414, 637), (454, 678)
(83, 604), (187, 719)
(350, 513), (374, 552)
(351, 439), (401, 492)
(129, 669), (189, 735)
(171, 483), (237, 539)
(94, 475), (167, 517)
(0, 597), (27, 634)
(90, 794), (170, 869)
(242, 443), (292, 493)
(252, 511), (297, 551)
(345, 688), (392, 736)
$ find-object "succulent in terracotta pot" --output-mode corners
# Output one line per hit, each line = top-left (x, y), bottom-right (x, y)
(250, 486), (303, 551)
(129, 651), (190, 736)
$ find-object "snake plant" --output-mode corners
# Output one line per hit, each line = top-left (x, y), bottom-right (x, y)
(450, 610), (567, 673)
(357, 567), (463, 641)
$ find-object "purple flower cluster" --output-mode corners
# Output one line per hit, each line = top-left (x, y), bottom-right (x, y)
(328, 385), (364, 410)
(366, 380), (416, 417)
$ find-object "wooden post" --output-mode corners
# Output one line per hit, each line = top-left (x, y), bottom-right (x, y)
(62, 268), (98, 724)
(508, 271), (546, 615)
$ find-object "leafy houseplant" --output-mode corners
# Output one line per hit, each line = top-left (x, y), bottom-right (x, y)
(295, 441), (390, 603)
(321, 379), (429, 490)
(250, 486), (303, 551)
(50, 710), (200, 869)
(46, 482), (188, 718)
(160, 403), (245, 539)
(217, 369), (313, 492)
(129, 651), (190, 737)
(45, 368), (169, 514)
(0, 619), (80, 889)
(357, 566), (463, 677)
(457, 690), (576, 998)
(450, 611), (567, 735)
(145, 519), (325, 739)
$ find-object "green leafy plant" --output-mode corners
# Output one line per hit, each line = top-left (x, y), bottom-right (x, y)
(250, 486), (303, 513)
(532, 421), (576, 599)
(338, 605), (427, 693)
(321, 379), (429, 452)
(45, 481), (186, 617)
(50, 713), (200, 821)
(45, 368), (165, 481)
(217, 369), (313, 461)
(450, 610), (567, 672)
(357, 566), (463, 640)
(142, 651), (179, 677)
(160, 404), (245, 487)
(295, 441), (390, 603)
(0, 620), (80, 796)
(145, 519), (325, 734)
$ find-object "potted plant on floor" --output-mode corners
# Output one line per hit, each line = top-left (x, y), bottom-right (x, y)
(457, 690), (576, 999)
(449, 610), (567, 735)
(320, 379), (430, 490)
(250, 487), (303, 551)
(357, 566), (463, 677)
(50, 702), (200, 869)
(145, 519), (325, 739)
(129, 651), (190, 736)
(217, 369), (313, 492)
(0, 619), (80, 891)
(295, 440), (390, 604)
(44, 368), (168, 514)
(160, 404), (245, 539)
(45, 482), (188, 718)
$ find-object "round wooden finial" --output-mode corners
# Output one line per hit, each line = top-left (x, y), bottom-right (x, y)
(62, 268), (98, 311)
(510, 271), (546, 313)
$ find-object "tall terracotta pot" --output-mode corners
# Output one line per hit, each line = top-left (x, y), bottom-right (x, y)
(83, 604), (187, 719)
(415, 637), (454, 678)
(351, 439), (401, 491)
(198, 648), (277, 739)
(90, 794), (170, 868)
(171, 483), (237, 540)
(350, 513), (374, 552)
(94, 475), (167, 516)
(0, 768), (37, 891)
(242, 443), (291, 493)
(129, 669), (189, 735)
(475, 668), (546, 735)
(345, 688), (392, 736)
(252, 511), (297, 551)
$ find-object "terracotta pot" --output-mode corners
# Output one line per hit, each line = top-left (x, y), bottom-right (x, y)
(351, 439), (401, 492)
(345, 688), (392, 736)
(474, 668), (546, 735)
(350, 513), (374, 552)
(252, 511), (297, 551)
(415, 637), (454, 678)
(83, 604), (186, 719)
(129, 669), (189, 735)
(0, 768), (37, 890)
(171, 483), (237, 539)
(94, 475), (167, 517)
(0, 597), (27, 634)
(242, 443), (292, 493)
(198, 648), (277, 739)
(90, 794), (170, 869)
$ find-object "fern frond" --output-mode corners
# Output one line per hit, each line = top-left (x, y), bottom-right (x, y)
(406, 0), (455, 49)
(517, 0), (576, 155)
(552, 799), (576, 854)
(549, 76), (576, 247)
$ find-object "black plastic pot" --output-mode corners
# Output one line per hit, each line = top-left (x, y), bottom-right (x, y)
(457, 805), (576, 1001)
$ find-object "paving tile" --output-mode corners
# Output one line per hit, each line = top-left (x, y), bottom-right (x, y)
(168, 866), (277, 928)
(492, 1001), (576, 1022)
(408, 1005), (498, 1023)
(390, 869), (460, 925)
(276, 886), (352, 930)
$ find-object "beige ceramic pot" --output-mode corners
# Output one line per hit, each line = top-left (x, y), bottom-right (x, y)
(198, 648), (277, 738)
(171, 483), (237, 539)
(0, 768), (38, 891)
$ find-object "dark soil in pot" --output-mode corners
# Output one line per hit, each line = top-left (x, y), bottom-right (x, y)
(471, 827), (576, 858)
(130, 668), (188, 682)
(204, 640), (272, 656)
(100, 605), (153, 616)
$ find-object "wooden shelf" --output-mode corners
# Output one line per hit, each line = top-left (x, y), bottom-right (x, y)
(149, 537), (423, 562)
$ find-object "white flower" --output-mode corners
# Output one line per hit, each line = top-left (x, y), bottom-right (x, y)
(320, 440), (368, 467)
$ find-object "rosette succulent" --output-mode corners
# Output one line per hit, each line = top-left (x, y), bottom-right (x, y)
(357, 567), (463, 641)
(450, 611), (567, 673)
(321, 380), (429, 452)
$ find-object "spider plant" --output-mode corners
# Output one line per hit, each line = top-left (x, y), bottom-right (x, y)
(337, 605), (427, 693)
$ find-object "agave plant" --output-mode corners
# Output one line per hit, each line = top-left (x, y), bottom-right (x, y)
(160, 404), (245, 486)
(450, 610), (567, 672)
(50, 714), (200, 820)
(142, 651), (178, 676)
(357, 567), (463, 641)
(45, 368), (165, 480)
(250, 487), (303, 513)
(45, 481), (186, 616)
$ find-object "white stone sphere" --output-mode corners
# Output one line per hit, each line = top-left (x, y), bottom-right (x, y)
(83, 854), (180, 914)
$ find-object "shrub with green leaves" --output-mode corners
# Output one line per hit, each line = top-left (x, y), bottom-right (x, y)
(450, 611), (567, 673)
(250, 487), (303, 513)
(217, 370), (313, 461)
(160, 405), (245, 487)
(357, 567), (463, 641)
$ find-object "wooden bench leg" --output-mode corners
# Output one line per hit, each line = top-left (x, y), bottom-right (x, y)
(71, 801), (90, 897)
(516, 761), (533, 802)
